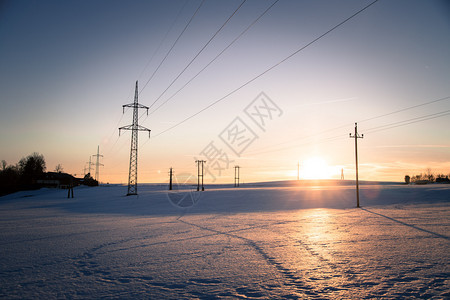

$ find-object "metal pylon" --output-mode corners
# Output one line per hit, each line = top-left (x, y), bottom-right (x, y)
(119, 81), (151, 196)
(92, 145), (103, 182)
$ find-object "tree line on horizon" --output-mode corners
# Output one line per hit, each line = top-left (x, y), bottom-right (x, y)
(405, 169), (450, 184)
(0, 152), (97, 196)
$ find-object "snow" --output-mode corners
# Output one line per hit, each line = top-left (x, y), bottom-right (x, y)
(0, 182), (449, 299)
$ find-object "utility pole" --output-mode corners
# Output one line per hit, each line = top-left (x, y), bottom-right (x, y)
(196, 160), (206, 191)
(201, 161), (205, 191)
(234, 165), (240, 187)
(92, 145), (104, 183)
(169, 167), (173, 190)
(349, 122), (364, 208)
(341, 168), (344, 180)
(119, 81), (151, 196)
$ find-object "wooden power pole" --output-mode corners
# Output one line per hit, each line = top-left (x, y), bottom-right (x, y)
(196, 160), (206, 191)
(169, 167), (173, 190)
(234, 165), (240, 187)
(349, 122), (364, 208)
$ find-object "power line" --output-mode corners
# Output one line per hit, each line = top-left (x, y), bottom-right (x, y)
(364, 109), (450, 134)
(103, 135), (121, 157)
(239, 96), (450, 157)
(138, 108), (149, 122)
(245, 123), (351, 156)
(150, 0), (280, 115)
(249, 108), (450, 157)
(359, 95), (450, 124)
(241, 92), (450, 157)
(248, 109), (450, 157)
(248, 133), (348, 157)
(138, 0), (189, 81)
(102, 108), (128, 154)
(140, 0), (206, 96)
(148, 0), (247, 111)
(153, 0), (380, 138)
(99, 2), (188, 159)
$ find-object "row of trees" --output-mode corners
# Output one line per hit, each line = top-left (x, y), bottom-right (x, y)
(1, 152), (47, 196)
(405, 170), (450, 184)
(1, 153), (99, 196)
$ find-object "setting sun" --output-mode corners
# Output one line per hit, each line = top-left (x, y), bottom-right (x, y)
(300, 157), (337, 179)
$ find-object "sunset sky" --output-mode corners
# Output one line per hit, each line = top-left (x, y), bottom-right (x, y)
(1, 0), (449, 184)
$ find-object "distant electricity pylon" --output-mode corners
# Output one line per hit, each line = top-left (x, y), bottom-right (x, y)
(234, 165), (240, 187)
(349, 122), (364, 208)
(86, 157), (93, 176)
(92, 145), (103, 183)
(195, 160), (206, 191)
(119, 81), (151, 196)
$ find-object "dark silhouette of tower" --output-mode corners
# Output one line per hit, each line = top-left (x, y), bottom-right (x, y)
(119, 81), (151, 196)
(92, 145), (103, 183)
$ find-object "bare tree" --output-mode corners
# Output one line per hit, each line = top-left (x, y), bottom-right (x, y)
(55, 164), (64, 173)
(425, 168), (434, 182)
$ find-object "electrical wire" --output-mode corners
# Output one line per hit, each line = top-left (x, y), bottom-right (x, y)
(358, 95), (450, 124)
(149, 0), (280, 115)
(138, 0), (189, 81)
(150, 0), (280, 115)
(148, 0), (247, 111)
(246, 95), (450, 156)
(139, 0), (206, 95)
(364, 109), (450, 134)
(100, 1), (189, 162)
(250, 109), (450, 157)
(245, 122), (351, 156)
(248, 133), (349, 157)
(242, 96), (450, 157)
(153, 0), (380, 138)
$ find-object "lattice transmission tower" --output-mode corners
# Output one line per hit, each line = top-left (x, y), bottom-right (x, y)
(119, 81), (151, 196)
(92, 145), (103, 182)
(86, 157), (93, 176)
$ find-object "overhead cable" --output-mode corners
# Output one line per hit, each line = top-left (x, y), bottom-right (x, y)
(150, 0), (280, 115)
(139, 0), (206, 95)
(148, 0), (247, 110)
(153, 0), (380, 137)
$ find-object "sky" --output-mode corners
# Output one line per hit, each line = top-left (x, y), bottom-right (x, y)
(0, 0), (449, 184)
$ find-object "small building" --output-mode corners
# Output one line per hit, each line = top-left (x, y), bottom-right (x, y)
(37, 172), (78, 189)
(436, 176), (450, 183)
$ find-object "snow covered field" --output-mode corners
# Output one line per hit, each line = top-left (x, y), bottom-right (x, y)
(0, 182), (449, 299)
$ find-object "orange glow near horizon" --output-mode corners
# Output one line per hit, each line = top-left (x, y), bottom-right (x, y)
(298, 157), (341, 180)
